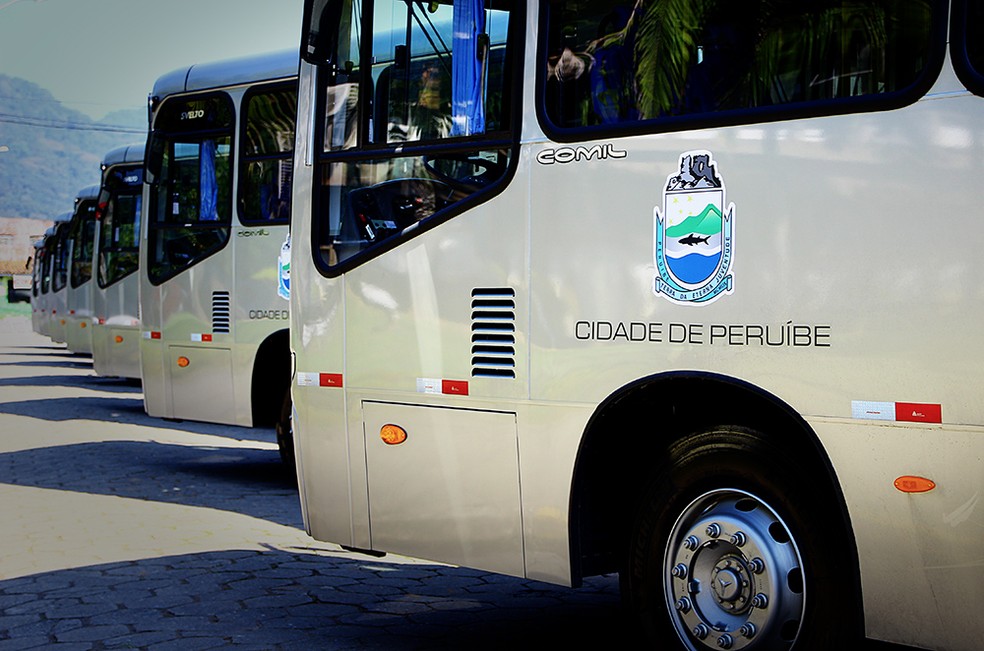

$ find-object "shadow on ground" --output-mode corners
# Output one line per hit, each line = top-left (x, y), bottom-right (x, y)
(0, 549), (629, 650)
(0, 439), (296, 527)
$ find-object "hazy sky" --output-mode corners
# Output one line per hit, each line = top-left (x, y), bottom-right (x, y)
(0, 0), (303, 121)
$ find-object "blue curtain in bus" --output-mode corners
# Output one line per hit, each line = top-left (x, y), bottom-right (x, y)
(450, 0), (485, 136)
(199, 139), (218, 221)
(133, 195), (142, 244)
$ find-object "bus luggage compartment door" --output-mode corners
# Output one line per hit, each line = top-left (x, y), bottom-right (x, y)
(167, 345), (236, 425)
(362, 401), (523, 578)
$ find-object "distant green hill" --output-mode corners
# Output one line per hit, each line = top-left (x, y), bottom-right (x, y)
(666, 203), (722, 237)
(0, 74), (145, 220)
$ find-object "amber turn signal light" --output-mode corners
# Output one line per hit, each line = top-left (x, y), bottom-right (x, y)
(115, 335), (124, 344)
(380, 424), (408, 445)
(176, 356), (190, 368)
(894, 476), (936, 494)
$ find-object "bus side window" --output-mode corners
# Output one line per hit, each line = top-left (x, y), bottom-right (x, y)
(543, 0), (936, 130)
(240, 85), (296, 224)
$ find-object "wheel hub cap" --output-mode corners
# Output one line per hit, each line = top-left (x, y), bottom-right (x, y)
(663, 489), (805, 650)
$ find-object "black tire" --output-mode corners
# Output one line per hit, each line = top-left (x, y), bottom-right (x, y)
(275, 387), (295, 471)
(622, 426), (861, 650)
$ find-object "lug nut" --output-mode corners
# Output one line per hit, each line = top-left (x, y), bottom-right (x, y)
(684, 535), (701, 551)
(739, 623), (757, 638)
(671, 563), (688, 579)
(748, 557), (765, 574)
(730, 531), (747, 547)
(751, 593), (769, 609)
(675, 597), (692, 613)
(693, 623), (710, 640)
(717, 633), (734, 649)
(706, 523), (722, 538)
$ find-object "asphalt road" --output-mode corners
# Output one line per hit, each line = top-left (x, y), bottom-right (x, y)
(0, 316), (920, 650)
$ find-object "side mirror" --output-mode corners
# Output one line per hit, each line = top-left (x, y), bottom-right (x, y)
(144, 133), (164, 186)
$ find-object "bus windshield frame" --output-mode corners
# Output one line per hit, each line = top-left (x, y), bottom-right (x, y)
(97, 164), (144, 289)
(145, 92), (236, 286)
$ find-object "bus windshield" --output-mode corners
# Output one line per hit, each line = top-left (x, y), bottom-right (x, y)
(146, 94), (234, 284)
(38, 244), (51, 294)
(69, 199), (97, 289)
(51, 226), (69, 293)
(98, 164), (143, 288)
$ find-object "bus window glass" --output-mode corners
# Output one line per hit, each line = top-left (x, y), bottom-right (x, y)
(317, 148), (506, 264)
(371, 1), (456, 143)
(98, 166), (143, 288)
(240, 86), (297, 224)
(543, 0), (935, 130)
(313, 0), (514, 271)
(322, 0), (363, 152)
(69, 201), (97, 289)
(52, 229), (69, 293)
(956, 0), (984, 90)
(32, 247), (44, 297)
(41, 239), (53, 294)
(147, 95), (234, 284)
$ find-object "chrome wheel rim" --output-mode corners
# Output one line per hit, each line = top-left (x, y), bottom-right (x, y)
(663, 489), (805, 650)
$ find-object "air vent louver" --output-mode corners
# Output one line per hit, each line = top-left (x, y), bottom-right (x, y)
(212, 291), (231, 334)
(471, 288), (516, 378)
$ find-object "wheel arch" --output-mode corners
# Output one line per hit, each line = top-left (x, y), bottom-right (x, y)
(567, 371), (857, 588)
(250, 328), (291, 427)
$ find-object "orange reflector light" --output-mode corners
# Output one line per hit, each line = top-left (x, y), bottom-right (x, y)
(114, 335), (124, 344)
(380, 424), (408, 446)
(177, 356), (190, 368)
(80, 322), (86, 328)
(894, 476), (936, 494)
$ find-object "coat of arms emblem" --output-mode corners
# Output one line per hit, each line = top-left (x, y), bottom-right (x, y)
(654, 151), (735, 304)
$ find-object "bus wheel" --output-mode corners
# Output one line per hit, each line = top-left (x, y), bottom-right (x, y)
(623, 427), (858, 650)
(275, 389), (295, 470)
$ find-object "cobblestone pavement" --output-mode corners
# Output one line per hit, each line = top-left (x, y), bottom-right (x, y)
(0, 319), (629, 650)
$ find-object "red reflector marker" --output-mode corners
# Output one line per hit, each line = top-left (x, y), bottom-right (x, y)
(319, 373), (343, 387)
(895, 402), (942, 424)
(894, 476), (936, 494)
(442, 379), (469, 396)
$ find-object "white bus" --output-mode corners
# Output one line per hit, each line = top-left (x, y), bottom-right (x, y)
(140, 50), (298, 462)
(31, 221), (64, 339)
(46, 212), (73, 345)
(63, 184), (100, 355)
(289, 1), (982, 649)
(30, 237), (45, 335)
(92, 144), (145, 380)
